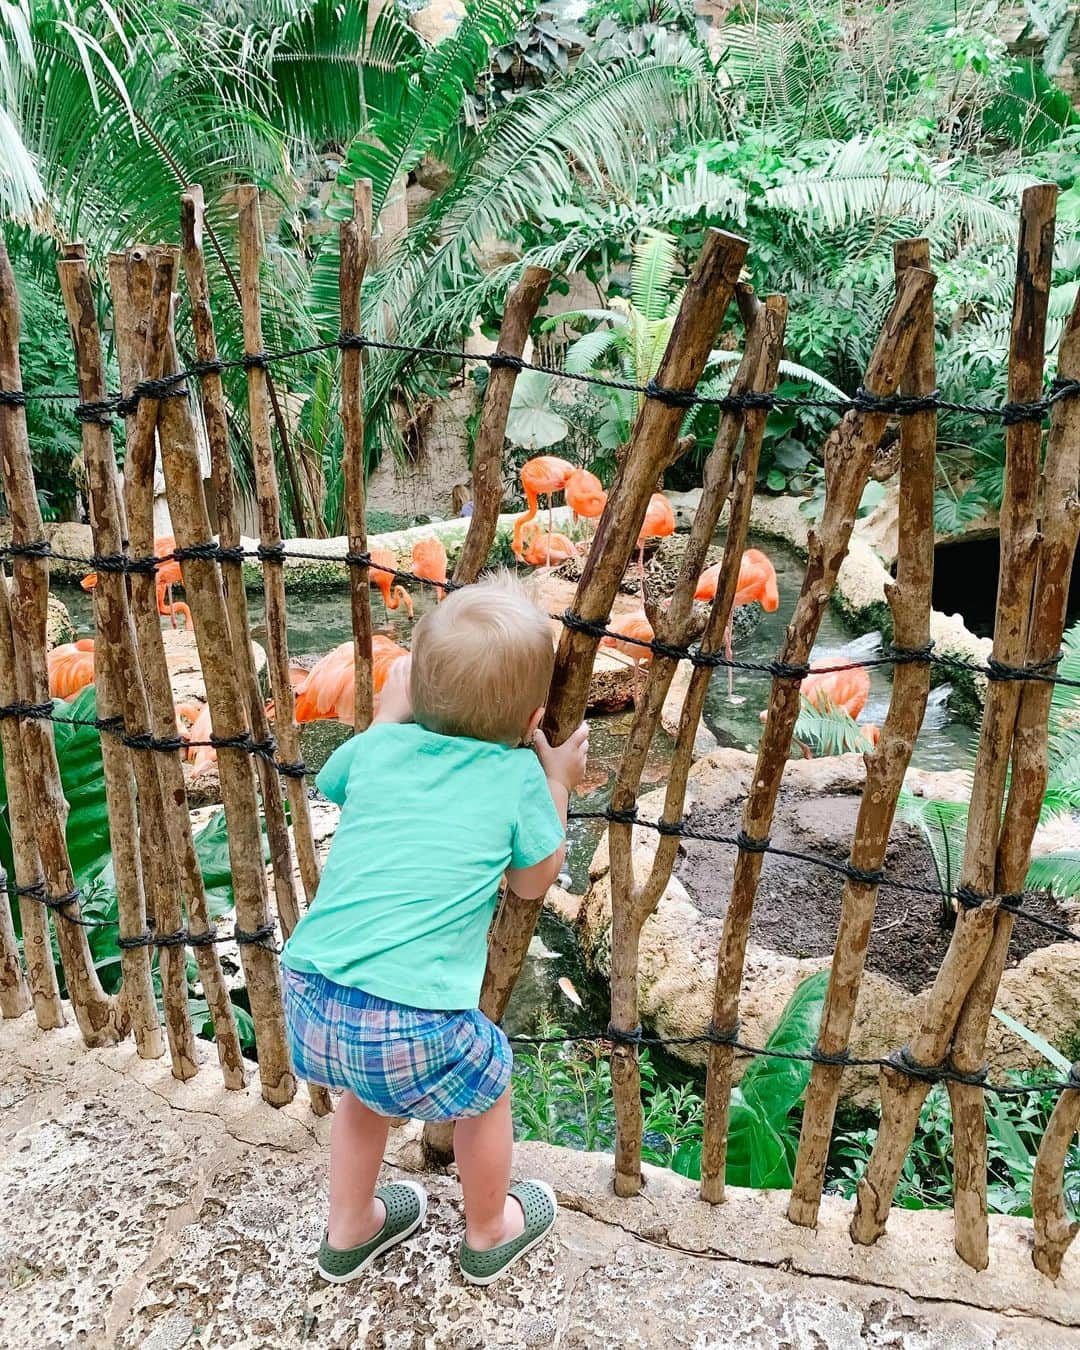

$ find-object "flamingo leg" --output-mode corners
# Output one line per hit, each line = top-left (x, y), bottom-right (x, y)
(394, 586), (414, 620)
(546, 497), (554, 567)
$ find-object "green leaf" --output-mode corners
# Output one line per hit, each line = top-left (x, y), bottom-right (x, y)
(741, 970), (829, 1127)
(766, 468), (787, 491)
(991, 1008), (1072, 1073)
(505, 370), (569, 449)
(192, 810), (241, 920)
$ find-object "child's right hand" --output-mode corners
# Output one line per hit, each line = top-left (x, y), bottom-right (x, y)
(532, 723), (589, 792)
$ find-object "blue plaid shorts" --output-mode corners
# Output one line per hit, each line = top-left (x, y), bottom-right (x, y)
(282, 967), (512, 1122)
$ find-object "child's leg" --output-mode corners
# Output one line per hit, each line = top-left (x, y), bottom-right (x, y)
(328, 1091), (392, 1249)
(453, 1087), (525, 1250)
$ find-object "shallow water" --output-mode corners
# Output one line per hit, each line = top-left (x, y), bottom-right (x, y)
(52, 534), (978, 1041)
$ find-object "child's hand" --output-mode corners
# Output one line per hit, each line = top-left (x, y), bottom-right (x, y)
(374, 654), (412, 724)
(532, 722), (589, 792)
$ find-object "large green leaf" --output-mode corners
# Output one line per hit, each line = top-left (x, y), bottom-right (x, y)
(505, 370), (570, 449)
(0, 685), (111, 888)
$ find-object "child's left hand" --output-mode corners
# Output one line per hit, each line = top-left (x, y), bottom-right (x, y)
(374, 654), (412, 724)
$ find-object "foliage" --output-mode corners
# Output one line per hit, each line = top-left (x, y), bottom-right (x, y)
(832, 1012), (1079, 1216)
(793, 698), (877, 759)
(513, 971), (828, 1184)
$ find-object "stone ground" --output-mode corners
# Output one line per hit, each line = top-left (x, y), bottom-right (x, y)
(2, 1018), (1078, 1349)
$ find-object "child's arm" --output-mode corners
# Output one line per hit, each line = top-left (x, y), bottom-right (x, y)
(373, 655), (412, 725)
(505, 723), (588, 899)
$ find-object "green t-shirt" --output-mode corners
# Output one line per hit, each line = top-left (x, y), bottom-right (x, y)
(281, 721), (564, 1010)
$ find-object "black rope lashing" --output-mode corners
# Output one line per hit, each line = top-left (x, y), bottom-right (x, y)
(559, 609), (611, 639)
(43, 887), (81, 914)
(234, 922), (279, 951)
(116, 929), (158, 950)
(643, 378), (696, 409)
(4, 538), (52, 560)
(274, 759), (308, 780)
(115, 376), (189, 418)
(190, 358), (225, 377)
(843, 861), (886, 886)
(74, 400), (114, 425)
(1000, 399), (1050, 427)
(810, 1045), (852, 1067)
(606, 1023), (643, 1046)
(172, 541), (225, 564)
(887, 641), (936, 665)
(242, 352), (270, 371)
(735, 831), (771, 854)
(707, 1021), (741, 1046)
(256, 542), (288, 563)
(0, 699), (53, 722)
(0, 389), (27, 408)
(487, 352), (524, 372)
(767, 660), (811, 681)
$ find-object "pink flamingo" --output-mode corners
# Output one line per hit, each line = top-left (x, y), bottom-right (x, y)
(369, 547), (414, 619)
(695, 548), (780, 695)
(512, 456), (575, 562)
(635, 493), (675, 594)
(521, 525), (577, 568)
(410, 537), (448, 601)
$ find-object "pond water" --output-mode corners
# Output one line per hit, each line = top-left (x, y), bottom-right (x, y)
(52, 533), (979, 1044)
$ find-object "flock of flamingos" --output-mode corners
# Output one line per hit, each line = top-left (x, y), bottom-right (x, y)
(45, 455), (875, 771)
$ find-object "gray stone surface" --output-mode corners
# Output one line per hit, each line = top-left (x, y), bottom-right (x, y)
(1, 1016), (1077, 1348)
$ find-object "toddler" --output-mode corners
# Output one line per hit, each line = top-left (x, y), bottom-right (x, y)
(281, 572), (588, 1285)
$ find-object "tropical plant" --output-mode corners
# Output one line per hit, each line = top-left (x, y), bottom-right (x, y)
(512, 970), (828, 1184)
(831, 1009), (1080, 1215)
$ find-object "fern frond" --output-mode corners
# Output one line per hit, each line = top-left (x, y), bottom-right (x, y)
(630, 228), (680, 322)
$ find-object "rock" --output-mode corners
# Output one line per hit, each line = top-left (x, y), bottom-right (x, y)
(578, 747), (1080, 1091)
(163, 629), (266, 707)
(366, 380), (478, 523)
(409, 0), (465, 44)
(45, 594), (74, 649)
(44, 521), (93, 583)
(666, 488), (703, 531)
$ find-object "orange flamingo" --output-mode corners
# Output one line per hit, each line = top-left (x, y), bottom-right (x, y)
(600, 610), (654, 704)
(634, 492), (675, 594)
(369, 547), (414, 619)
(565, 468), (606, 527)
(47, 638), (95, 699)
(520, 525), (577, 568)
(177, 701), (216, 771)
(761, 662), (878, 756)
(81, 534), (191, 629)
(294, 635), (408, 724)
(410, 536), (448, 600)
(695, 548), (780, 695)
(512, 456), (575, 562)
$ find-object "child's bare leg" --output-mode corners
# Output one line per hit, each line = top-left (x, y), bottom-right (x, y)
(328, 1092), (392, 1248)
(454, 1088), (524, 1250)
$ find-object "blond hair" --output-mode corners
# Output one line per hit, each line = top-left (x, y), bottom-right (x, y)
(410, 571), (553, 745)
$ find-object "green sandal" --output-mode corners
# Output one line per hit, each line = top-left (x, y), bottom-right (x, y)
(458, 1180), (557, 1286)
(317, 1180), (428, 1283)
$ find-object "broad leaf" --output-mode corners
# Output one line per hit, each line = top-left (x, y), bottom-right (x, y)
(741, 970), (828, 1127)
(506, 370), (569, 449)
(991, 1008), (1072, 1073)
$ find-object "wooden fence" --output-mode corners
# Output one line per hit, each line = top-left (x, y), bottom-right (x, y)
(0, 182), (1077, 1281)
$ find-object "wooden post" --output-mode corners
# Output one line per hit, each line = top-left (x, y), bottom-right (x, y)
(179, 190), (305, 946)
(608, 290), (787, 1196)
(236, 185), (320, 905)
(0, 575), (62, 1026)
(109, 245), (246, 1089)
(57, 245), (179, 1068)
(0, 865), (29, 1017)
(478, 229), (749, 1024)
(788, 240), (937, 1227)
(0, 237), (122, 1046)
(452, 265), (552, 584)
(1033, 1065), (1080, 1277)
(181, 193), (330, 1115)
(698, 264), (937, 1204)
(851, 185), (1056, 1251)
(340, 180), (376, 733)
(948, 248), (1080, 1269)
(155, 319), (295, 1107)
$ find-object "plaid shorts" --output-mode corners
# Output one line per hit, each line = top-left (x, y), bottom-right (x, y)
(282, 967), (512, 1122)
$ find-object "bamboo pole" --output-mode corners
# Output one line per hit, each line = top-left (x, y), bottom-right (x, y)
(155, 319), (295, 1106)
(0, 574), (61, 1026)
(236, 185), (319, 905)
(57, 244), (180, 1067)
(478, 228), (749, 1024)
(179, 189), (304, 947)
(452, 265), (552, 585)
(608, 290), (787, 1196)
(109, 245), (246, 1089)
(851, 185), (1057, 1249)
(0, 237), (121, 1045)
(948, 270), (1080, 1269)
(698, 264), (936, 1204)
(787, 240), (938, 1227)
(340, 180), (375, 733)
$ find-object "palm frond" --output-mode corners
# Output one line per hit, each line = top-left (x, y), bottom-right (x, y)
(896, 791), (969, 899)
(1025, 851), (1080, 900)
(794, 699), (876, 757)
(630, 228), (679, 322)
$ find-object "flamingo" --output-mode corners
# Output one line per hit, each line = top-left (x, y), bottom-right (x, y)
(294, 635), (408, 725)
(369, 547), (414, 620)
(760, 662), (879, 757)
(635, 492), (675, 595)
(695, 548), (780, 697)
(600, 610), (654, 704)
(520, 525), (577, 568)
(410, 536), (448, 601)
(47, 638), (95, 699)
(81, 534), (191, 629)
(565, 468), (606, 528)
(177, 701), (217, 771)
(511, 456), (575, 562)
